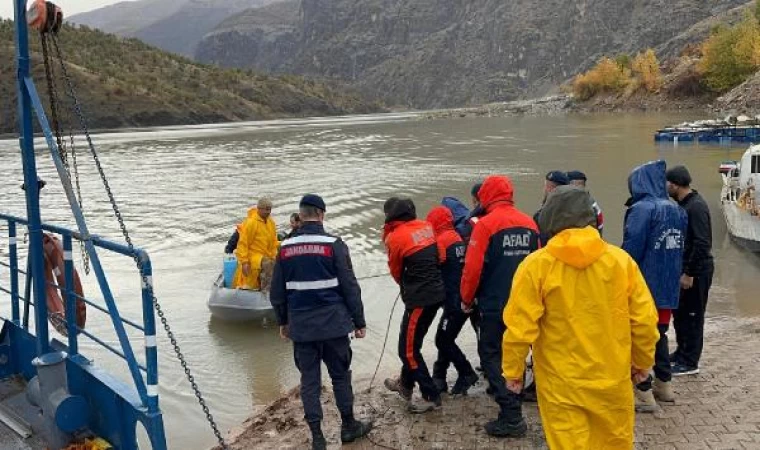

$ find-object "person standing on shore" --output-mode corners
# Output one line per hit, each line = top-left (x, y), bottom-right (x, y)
(567, 170), (604, 236)
(460, 175), (539, 437)
(502, 186), (659, 449)
(270, 194), (372, 450)
(382, 197), (445, 414)
(622, 161), (687, 411)
(666, 165), (714, 376)
(426, 206), (479, 396)
(534, 171), (569, 245)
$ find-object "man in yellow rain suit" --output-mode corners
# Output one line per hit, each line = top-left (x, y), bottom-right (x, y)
(502, 186), (659, 449)
(233, 198), (279, 290)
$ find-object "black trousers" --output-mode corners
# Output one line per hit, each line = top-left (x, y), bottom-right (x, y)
(294, 336), (354, 424)
(398, 304), (441, 401)
(638, 324), (671, 390)
(673, 267), (714, 368)
(479, 311), (522, 419)
(433, 308), (477, 381)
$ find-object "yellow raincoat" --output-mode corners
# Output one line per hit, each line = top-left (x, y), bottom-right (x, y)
(233, 208), (278, 289)
(502, 226), (659, 449)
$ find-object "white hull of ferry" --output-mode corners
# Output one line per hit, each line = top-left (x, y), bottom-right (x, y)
(721, 185), (760, 253)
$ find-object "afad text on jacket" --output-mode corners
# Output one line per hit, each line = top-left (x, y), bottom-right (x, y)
(427, 206), (466, 312)
(461, 175), (540, 313)
(384, 199), (445, 308)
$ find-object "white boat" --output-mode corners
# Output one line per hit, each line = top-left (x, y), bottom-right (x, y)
(207, 274), (276, 321)
(721, 145), (760, 252)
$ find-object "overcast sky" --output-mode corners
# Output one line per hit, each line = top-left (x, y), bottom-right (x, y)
(0, 0), (131, 20)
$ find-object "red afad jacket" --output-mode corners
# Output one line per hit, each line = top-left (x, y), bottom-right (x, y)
(384, 219), (445, 308)
(460, 175), (539, 312)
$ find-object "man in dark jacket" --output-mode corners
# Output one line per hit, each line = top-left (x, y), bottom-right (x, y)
(461, 175), (539, 437)
(666, 165), (714, 376)
(534, 171), (569, 245)
(270, 194), (372, 450)
(622, 161), (687, 411)
(567, 170), (605, 236)
(277, 213), (302, 241)
(382, 197), (445, 414)
(427, 206), (479, 396)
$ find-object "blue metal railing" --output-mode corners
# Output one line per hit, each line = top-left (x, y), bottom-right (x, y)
(0, 213), (159, 414)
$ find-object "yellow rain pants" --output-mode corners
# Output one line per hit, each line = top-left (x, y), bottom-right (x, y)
(502, 226), (659, 450)
(233, 208), (278, 289)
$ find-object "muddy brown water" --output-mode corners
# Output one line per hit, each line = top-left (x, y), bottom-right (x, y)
(1, 112), (759, 449)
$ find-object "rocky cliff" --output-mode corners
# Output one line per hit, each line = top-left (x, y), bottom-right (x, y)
(196, 0), (749, 108)
(69, 0), (280, 57)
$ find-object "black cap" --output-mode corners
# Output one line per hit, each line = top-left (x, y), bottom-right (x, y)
(666, 166), (692, 187)
(471, 182), (483, 198)
(300, 194), (326, 211)
(545, 171), (569, 186)
(566, 170), (587, 182)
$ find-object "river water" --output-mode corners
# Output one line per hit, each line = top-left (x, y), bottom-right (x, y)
(1, 112), (759, 449)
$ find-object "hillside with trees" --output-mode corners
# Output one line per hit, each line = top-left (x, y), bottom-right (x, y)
(572, 1), (760, 113)
(0, 20), (383, 134)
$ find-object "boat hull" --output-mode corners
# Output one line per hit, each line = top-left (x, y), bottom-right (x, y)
(721, 196), (760, 253)
(207, 275), (276, 321)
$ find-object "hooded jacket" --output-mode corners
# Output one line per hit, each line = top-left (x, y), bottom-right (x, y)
(441, 196), (485, 243)
(622, 161), (688, 310)
(441, 197), (472, 240)
(384, 199), (445, 308)
(460, 176), (539, 313)
(502, 224), (659, 450)
(426, 206), (466, 312)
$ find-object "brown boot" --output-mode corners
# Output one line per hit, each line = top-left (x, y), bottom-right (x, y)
(653, 379), (675, 403)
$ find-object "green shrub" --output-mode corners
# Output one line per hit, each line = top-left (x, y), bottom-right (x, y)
(699, 15), (760, 92)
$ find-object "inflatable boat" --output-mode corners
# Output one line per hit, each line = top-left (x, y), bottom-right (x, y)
(207, 274), (276, 321)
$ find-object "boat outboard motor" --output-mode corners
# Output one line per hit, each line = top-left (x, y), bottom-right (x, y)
(26, 352), (89, 449)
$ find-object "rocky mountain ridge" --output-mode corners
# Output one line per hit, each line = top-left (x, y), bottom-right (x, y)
(196, 0), (749, 108)
(69, 0), (280, 57)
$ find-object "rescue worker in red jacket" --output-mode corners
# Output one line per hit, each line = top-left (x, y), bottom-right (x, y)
(427, 206), (479, 396)
(382, 197), (445, 414)
(461, 175), (539, 437)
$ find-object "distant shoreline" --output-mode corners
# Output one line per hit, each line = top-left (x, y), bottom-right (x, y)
(418, 94), (715, 121)
(0, 95), (723, 142)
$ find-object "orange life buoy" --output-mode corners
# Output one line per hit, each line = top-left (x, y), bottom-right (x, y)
(27, 0), (63, 33)
(26, 0), (48, 31)
(42, 233), (86, 336)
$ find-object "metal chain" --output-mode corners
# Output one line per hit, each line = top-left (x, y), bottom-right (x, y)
(69, 135), (90, 274)
(48, 34), (228, 449)
(42, 33), (90, 274)
(40, 35), (68, 170)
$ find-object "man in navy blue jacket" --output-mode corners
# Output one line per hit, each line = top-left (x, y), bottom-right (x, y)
(622, 161), (687, 412)
(271, 194), (372, 450)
